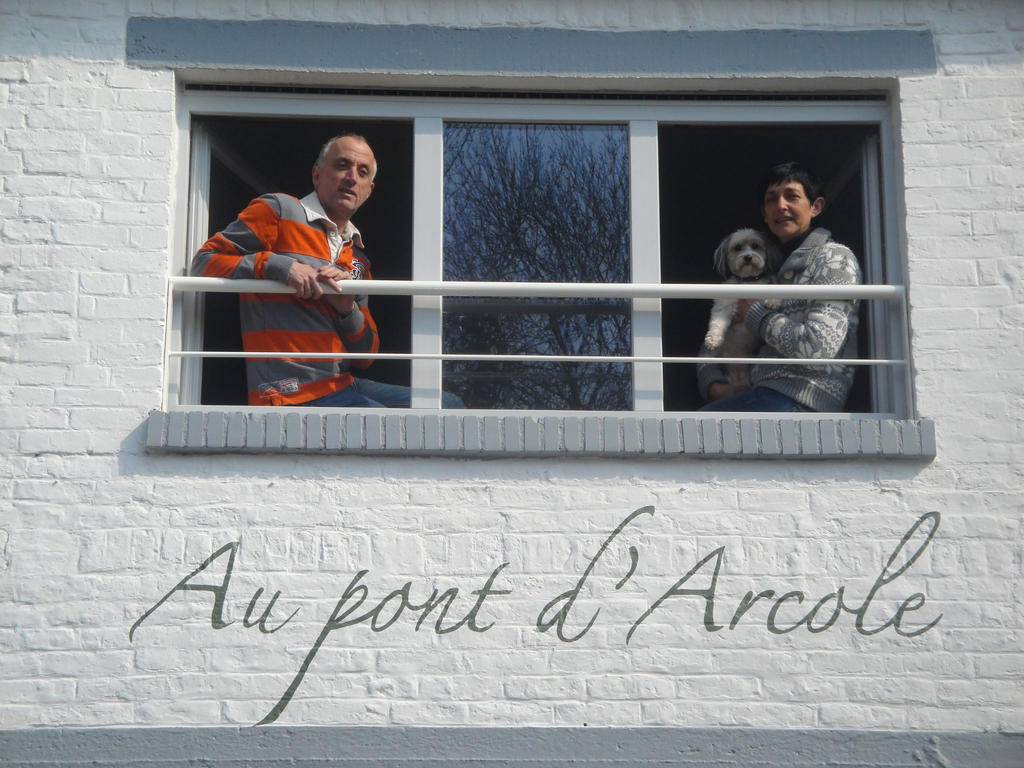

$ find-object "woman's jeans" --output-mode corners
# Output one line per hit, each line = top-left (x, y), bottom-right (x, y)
(699, 386), (812, 412)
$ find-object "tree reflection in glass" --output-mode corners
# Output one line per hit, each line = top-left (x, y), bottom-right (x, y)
(443, 123), (632, 410)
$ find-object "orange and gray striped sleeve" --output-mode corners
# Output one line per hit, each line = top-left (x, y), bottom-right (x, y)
(332, 243), (379, 367)
(191, 195), (299, 283)
(334, 304), (379, 369)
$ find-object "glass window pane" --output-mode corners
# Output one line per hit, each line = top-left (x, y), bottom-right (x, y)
(443, 123), (631, 410)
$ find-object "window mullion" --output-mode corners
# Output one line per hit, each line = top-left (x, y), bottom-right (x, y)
(410, 117), (444, 408)
(629, 120), (663, 411)
(878, 120), (914, 419)
(177, 123), (212, 407)
(862, 134), (908, 418)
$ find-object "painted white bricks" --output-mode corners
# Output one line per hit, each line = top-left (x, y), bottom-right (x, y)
(1, 0), (1023, 738)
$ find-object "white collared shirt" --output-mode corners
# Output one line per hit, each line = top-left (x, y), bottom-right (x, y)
(299, 191), (365, 264)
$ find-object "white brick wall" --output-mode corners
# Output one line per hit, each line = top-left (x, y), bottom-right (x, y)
(1, 0), (1022, 734)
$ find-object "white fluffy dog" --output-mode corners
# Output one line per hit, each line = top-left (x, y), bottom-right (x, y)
(703, 228), (780, 386)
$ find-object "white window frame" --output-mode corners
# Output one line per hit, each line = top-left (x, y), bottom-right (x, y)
(153, 88), (931, 459)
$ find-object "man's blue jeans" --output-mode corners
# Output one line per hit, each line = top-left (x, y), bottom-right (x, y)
(300, 378), (465, 408)
(699, 386), (812, 412)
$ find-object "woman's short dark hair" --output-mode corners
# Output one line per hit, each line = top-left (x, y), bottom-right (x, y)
(759, 161), (821, 204)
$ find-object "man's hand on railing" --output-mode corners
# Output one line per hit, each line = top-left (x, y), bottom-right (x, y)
(286, 261), (327, 300)
(317, 264), (356, 315)
(285, 262), (355, 313)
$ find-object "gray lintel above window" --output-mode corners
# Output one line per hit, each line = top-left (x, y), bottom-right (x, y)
(126, 18), (936, 79)
(145, 410), (936, 460)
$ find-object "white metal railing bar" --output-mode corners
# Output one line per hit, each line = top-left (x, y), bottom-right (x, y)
(167, 277), (908, 367)
(166, 277), (908, 380)
(169, 276), (903, 301)
(166, 350), (905, 366)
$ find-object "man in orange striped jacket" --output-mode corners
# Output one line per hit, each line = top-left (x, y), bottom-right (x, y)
(193, 134), (418, 407)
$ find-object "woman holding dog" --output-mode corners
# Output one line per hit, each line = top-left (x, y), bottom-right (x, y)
(698, 162), (862, 412)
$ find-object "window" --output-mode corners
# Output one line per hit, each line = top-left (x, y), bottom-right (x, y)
(442, 122), (632, 411)
(154, 87), (930, 457)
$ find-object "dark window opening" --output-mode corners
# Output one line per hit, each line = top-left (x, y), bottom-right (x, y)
(658, 123), (877, 412)
(196, 117), (414, 405)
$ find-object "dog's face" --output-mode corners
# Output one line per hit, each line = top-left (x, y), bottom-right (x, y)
(713, 228), (775, 280)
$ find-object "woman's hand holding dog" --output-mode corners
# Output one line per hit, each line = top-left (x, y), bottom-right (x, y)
(734, 298), (757, 323)
(708, 381), (750, 401)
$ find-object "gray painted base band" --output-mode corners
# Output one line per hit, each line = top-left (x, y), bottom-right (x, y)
(2, 726), (1021, 767)
(144, 410), (936, 459)
(126, 18), (936, 78)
